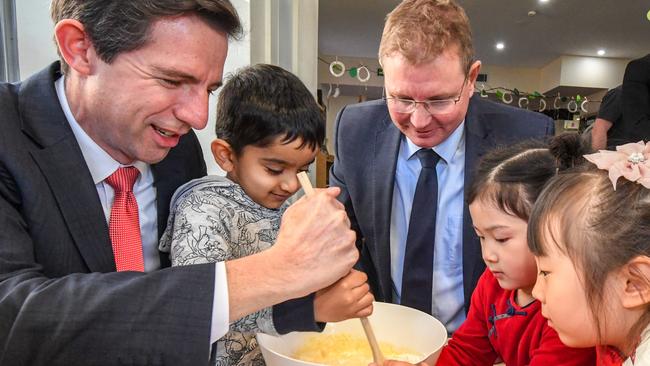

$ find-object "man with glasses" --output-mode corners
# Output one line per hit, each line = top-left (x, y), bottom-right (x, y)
(330, 0), (554, 334)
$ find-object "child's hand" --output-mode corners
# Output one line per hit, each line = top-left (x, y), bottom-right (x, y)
(314, 269), (374, 322)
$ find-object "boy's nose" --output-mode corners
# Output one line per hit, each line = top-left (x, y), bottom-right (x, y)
(281, 176), (300, 193)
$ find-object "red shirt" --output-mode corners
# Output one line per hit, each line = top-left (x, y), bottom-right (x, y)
(436, 270), (596, 366)
(597, 346), (624, 366)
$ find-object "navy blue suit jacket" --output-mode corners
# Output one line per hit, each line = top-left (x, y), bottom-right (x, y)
(330, 96), (554, 314)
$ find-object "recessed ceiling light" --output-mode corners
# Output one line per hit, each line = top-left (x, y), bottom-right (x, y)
(597, 49), (606, 56)
(496, 42), (505, 50)
(539, 0), (549, 3)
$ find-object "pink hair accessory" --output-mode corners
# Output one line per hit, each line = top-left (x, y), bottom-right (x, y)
(584, 141), (650, 190)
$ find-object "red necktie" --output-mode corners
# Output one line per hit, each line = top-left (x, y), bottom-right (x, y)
(105, 167), (144, 272)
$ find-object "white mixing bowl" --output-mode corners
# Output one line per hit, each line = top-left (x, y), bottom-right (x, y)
(257, 301), (447, 365)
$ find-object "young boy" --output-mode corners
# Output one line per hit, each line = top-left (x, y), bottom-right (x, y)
(159, 64), (373, 365)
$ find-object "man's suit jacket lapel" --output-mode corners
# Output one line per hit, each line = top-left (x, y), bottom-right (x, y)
(21, 63), (116, 272)
(372, 112), (401, 301)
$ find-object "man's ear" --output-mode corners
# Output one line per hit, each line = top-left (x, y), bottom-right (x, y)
(53, 19), (95, 76)
(466, 60), (482, 97)
(620, 256), (650, 309)
(211, 139), (235, 172)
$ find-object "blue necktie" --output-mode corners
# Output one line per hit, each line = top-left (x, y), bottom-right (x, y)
(401, 148), (441, 314)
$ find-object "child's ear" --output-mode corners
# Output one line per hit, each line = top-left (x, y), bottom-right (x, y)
(620, 256), (650, 309)
(211, 139), (235, 172)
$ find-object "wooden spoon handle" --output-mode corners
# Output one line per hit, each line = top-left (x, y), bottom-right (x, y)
(361, 316), (385, 365)
(296, 172), (385, 365)
(297, 172), (315, 195)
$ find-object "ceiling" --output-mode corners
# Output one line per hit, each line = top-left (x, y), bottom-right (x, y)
(318, 0), (650, 68)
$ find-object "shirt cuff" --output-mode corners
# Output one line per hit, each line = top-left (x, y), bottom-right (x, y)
(272, 293), (325, 334)
(210, 261), (229, 344)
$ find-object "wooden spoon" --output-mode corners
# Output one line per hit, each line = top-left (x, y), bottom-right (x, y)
(297, 172), (385, 365)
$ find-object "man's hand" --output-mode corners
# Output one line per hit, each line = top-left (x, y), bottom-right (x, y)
(226, 187), (357, 321)
(271, 186), (357, 298)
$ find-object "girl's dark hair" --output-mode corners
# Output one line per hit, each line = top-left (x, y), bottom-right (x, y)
(215, 64), (325, 155)
(528, 143), (650, 348)
(467, 133), (588, 221)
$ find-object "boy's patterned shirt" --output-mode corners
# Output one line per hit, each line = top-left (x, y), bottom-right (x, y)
(160, 175), (288, 365)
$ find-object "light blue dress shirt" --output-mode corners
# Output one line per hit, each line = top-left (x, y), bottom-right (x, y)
(390, 122), (467, 333)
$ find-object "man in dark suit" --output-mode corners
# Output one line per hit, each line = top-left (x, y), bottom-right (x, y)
(330, 0), (554, 333)
(622, 53), (650, 142)
(0, 1), (357, 365)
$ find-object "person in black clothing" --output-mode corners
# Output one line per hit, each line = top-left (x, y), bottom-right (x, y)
(622, 54), (650, 142)
(591, 85), (628, 150)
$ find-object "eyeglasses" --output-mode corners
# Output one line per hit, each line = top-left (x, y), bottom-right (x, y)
(384, 76), (468, 115)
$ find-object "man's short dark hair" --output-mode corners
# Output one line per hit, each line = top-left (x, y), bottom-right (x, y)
(51, 0), (242, 73)
(216, 64), (325, 155)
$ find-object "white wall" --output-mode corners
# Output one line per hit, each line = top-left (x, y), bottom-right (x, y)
(251, 0), (318, 92)
(539, 56), (563, 95)
(291, 1), (318, 95)
(16, 0), (57, 79)
(559, 55), (628, 90)
(541, 55), (629, 92)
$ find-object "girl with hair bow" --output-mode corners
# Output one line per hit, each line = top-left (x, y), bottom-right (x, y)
(529, 140), (650, 366)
